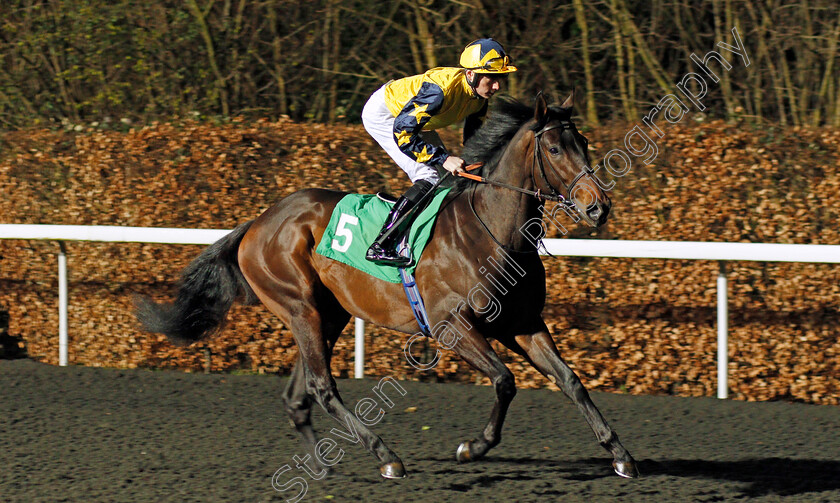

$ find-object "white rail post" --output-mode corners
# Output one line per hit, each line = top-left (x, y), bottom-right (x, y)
(354, 317), (365, 378)
(716, 261), (728, 399)
(58, 241), (68, 367)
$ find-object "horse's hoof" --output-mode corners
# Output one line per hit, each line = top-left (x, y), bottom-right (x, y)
(456, 441), (472, 463)
(380, 461), (406, 479)
(613, 459), (640, 479)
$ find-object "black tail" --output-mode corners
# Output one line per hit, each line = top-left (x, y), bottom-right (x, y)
(135, 220), (258, 346)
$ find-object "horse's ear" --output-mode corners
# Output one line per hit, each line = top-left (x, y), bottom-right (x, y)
(560, 88), (575, 111)
(534, 91), (549, 125)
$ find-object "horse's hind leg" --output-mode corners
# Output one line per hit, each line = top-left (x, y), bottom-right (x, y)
(446, 328), (517, 463)
(240, 231), (403, 478)
(282, 359), (318, 448)
(288, 304), (406, 479)
(282, 316), (346, 472)
(282, 310), (347, 445)
(510, 329), (639, 478)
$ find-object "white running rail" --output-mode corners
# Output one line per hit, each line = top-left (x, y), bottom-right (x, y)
(2, 224), (839, 398)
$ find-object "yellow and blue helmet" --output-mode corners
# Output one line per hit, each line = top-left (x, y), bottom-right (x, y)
(459, 38), (517, 74)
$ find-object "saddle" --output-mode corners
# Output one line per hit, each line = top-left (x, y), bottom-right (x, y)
(315, 188), (451, 283)
(376, 192), (398, 204)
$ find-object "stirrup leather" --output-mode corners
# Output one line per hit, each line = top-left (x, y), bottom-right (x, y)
(365, 179), (434, 266)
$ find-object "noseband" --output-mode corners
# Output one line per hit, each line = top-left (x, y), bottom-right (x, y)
(532, 121), (597, 211)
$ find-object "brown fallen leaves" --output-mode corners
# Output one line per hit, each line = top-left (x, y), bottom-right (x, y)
(0, 117), (838, 404)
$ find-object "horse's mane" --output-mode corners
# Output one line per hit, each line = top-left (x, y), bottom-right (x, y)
(442, 96), (536, 193)
(439, 94), (574, 197)
(463, 97), (535, 165)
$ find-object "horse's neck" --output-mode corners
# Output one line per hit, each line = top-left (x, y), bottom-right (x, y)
(473, 129), (542, 251)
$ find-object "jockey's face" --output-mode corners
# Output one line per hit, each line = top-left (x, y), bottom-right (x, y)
(469, 72), (505, 99)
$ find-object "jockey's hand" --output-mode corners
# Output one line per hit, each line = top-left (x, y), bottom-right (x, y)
(442, 155), (466, 175)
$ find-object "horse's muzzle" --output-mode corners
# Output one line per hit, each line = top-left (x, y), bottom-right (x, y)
(585, 200), (611, 227)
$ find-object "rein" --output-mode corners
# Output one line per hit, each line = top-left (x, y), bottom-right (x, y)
(458, 164), (562, 202)
(466, 182), (536, 254)
(457, 164), (568, 204)
(455, 119), (595, 254)
(457, 120), (594, 212)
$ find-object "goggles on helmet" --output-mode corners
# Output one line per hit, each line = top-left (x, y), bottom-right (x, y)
(466, 55), (511, 72)
(460, 38), (518, 74)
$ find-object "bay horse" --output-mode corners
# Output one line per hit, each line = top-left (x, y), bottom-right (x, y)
(136, 91), (640, 480)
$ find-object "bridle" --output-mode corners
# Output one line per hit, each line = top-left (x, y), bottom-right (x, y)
(459, 119), (597, 212)
(531, 120), (596, 212)
(461, 118), (599, 252)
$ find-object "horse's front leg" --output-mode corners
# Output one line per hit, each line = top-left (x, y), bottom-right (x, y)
(446, 328), (517, 463)
(512, 329), (640, 478)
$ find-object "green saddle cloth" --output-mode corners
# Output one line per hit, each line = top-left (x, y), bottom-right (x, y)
(315, 188), (451, 283)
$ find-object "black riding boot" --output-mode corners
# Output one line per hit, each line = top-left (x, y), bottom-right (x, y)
(366, 179), (435, 266)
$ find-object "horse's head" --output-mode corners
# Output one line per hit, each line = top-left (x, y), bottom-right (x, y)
(532, 91), (611, 227)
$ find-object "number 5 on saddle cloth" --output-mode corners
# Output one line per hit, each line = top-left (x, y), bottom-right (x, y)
(315, 187), (450, 337)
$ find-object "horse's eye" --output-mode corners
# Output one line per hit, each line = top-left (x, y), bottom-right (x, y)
(548, 146), (560, 155)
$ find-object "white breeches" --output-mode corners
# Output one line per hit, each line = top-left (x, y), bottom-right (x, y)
(361, 85), (442, 184)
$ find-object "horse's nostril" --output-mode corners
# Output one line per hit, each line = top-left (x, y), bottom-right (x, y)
(587, 203), (610, 226)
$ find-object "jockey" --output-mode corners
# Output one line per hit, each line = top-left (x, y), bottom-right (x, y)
(362, 38), (517, 267)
